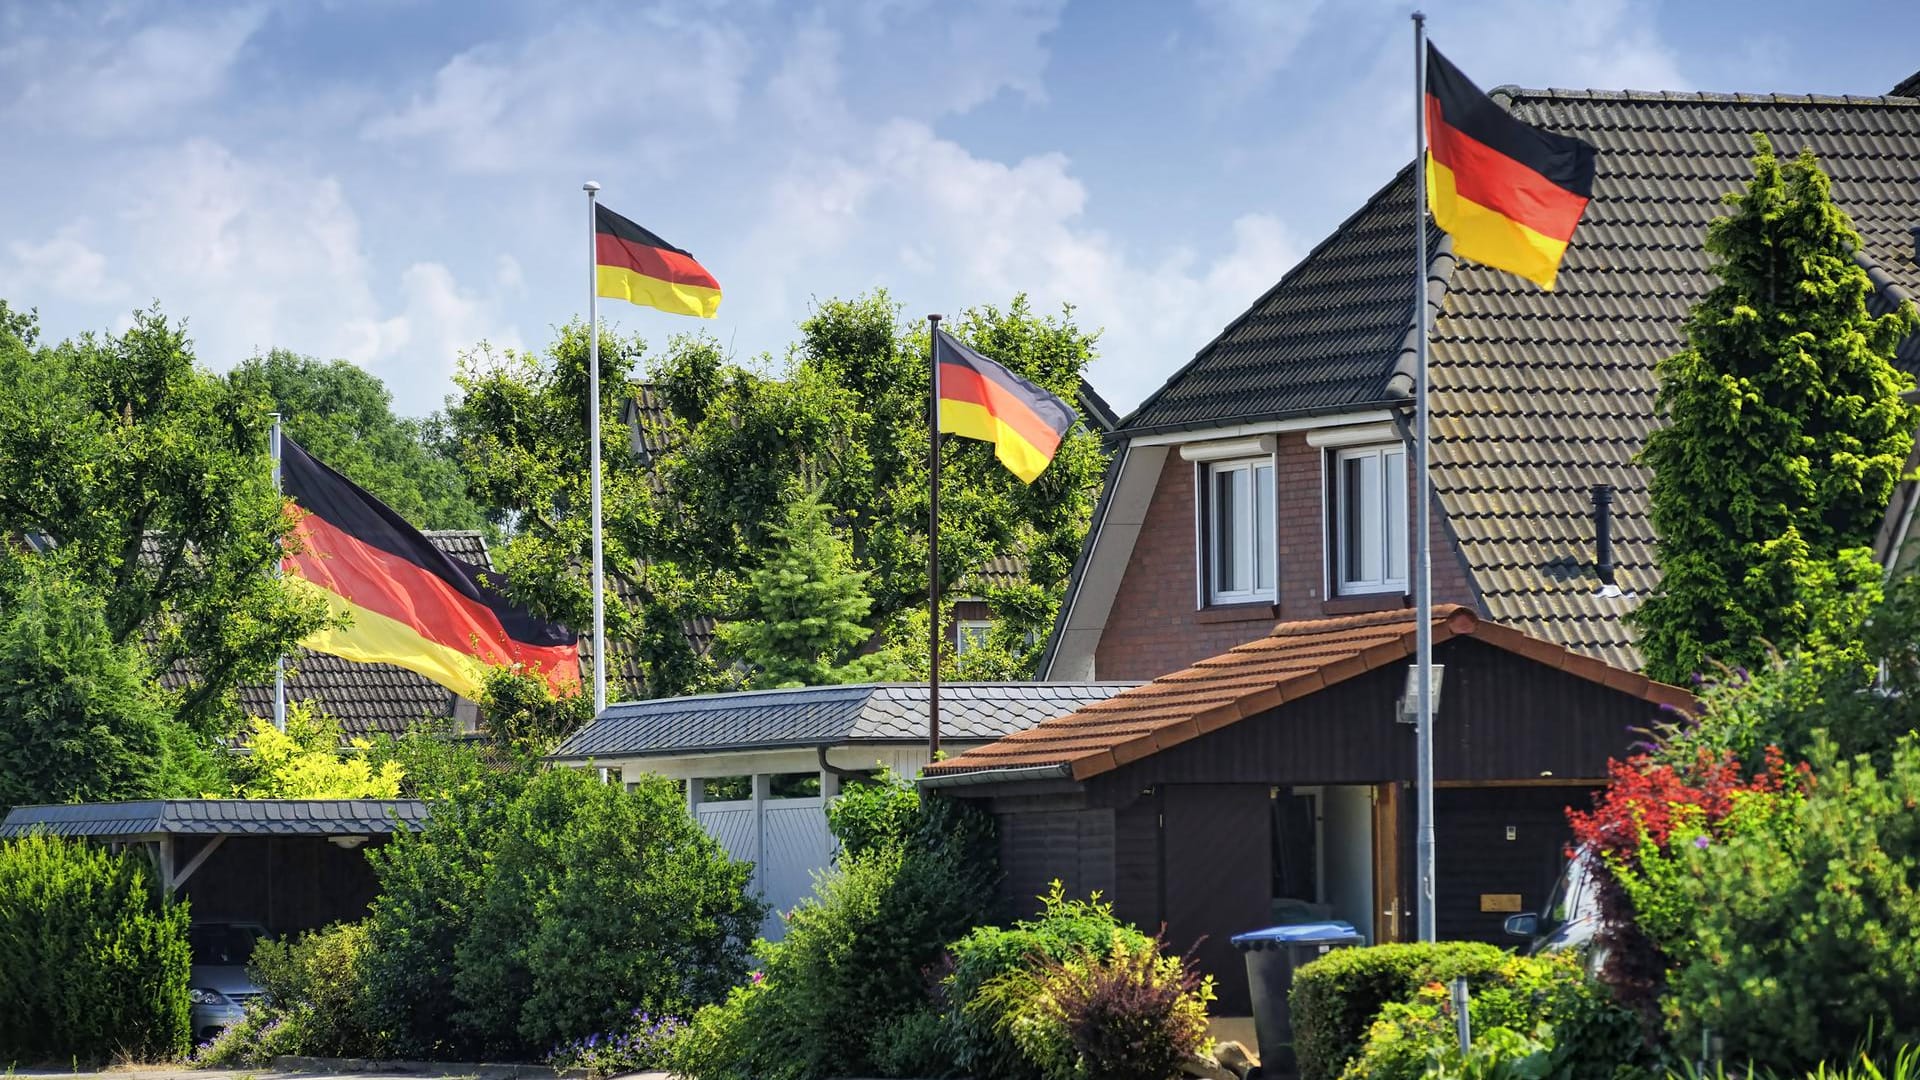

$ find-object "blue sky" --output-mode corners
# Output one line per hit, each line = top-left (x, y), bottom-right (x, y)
(1, 0), (1912, 417)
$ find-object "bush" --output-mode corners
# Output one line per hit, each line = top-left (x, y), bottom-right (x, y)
(978, 931), (1214, 1080)
(1290, 941), (1513, 1080)
(946, 882), (1154, 1080)
(548, 1011), (684, 1079)
(826, 766), (922, 856)
(868, 1008), (958, 1080)
(1660, 734), (1920, 1070)
(359, 767), (760, 1061)
(0, 833), (191, 1065)
(195, 921), (380, 1066)
(1342, 953), (1648, 1080)
(668, 781), (997, 1080)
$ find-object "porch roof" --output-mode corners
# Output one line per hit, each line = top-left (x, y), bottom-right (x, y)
(0, 799), (430, 839)
(926, 605), (1693, 783)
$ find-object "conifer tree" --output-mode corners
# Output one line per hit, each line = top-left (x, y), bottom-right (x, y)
(1635, 134), (1920, 683)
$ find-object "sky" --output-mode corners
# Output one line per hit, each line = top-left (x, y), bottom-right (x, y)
(1, 0), (1914, 419)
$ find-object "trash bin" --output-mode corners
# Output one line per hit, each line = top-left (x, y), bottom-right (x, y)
(1231, 921), (1365, 1074)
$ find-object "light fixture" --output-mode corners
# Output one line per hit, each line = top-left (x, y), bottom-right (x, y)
(327, 835), (369, 850)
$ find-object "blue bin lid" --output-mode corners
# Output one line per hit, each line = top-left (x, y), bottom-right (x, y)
(1230, 921), (1361, 949)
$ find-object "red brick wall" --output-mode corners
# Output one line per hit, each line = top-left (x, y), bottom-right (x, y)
(1093, 433), (1479, 682)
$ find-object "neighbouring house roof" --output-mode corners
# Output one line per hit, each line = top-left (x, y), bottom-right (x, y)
(549, 681), (1138, 761)
(939, 605), (1692, 783)
(156, 530), (490, 737)
(1060, 83), (1920, 675)
(0, 799), (430, 839)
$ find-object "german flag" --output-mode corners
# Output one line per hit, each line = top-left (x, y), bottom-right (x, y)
(935, 329), (1076, 484)
(280, 437), (581, 699)
(1425, 42), (1596, 290)
(595, 204), (722, 318)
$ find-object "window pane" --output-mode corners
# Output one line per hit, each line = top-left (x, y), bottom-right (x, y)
(1386, 449), (1408, 583)
(1345, 454), (1383, 584)
(1255, 465), (1275, 592)
(1214, 467), (1239, 594)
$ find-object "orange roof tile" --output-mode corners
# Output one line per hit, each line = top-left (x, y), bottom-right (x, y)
(929, 605), (1694, 781)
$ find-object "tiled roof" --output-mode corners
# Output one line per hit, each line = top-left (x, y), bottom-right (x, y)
(1104, 85), (1920, 672)
(549, 681), (1137, 760)
(158, 531), (493, 737)
(1432, 88), (1920, 670)
(930, 605), (1692, 782)
(0, 799), (430, 839)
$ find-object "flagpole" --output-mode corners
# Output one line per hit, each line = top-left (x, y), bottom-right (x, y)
(585, 180), (608, 716)
(926, 314), (944, 759)
(1412, 10), (1437, 943)
(271, 411), (287, 733)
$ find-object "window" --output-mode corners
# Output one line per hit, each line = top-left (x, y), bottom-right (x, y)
(1335, 445), (1409, 594)
(1205, 457), (1276, 602)
(955, 619), (994, 656)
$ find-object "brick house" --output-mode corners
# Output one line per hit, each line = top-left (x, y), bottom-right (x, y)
(1042, 78), (1920, 685)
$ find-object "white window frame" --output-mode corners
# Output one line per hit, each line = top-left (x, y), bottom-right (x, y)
(1200, 455), (1276, 605)
(1334, 444), (1409, 596)
(955, 619), (994, 657)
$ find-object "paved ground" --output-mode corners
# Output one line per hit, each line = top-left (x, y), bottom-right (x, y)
(8, 1069), (670, 1080)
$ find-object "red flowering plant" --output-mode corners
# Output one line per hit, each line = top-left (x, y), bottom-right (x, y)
(1567, 742), (1807, 1021)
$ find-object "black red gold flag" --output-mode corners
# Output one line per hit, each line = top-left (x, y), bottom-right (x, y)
(594, 204), (722, 318)
(1425, 43), (1596, 289)
(280, 437), (581, 699)
(935, 329), (1076, 484)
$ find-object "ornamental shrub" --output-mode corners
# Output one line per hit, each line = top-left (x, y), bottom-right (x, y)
(1290, 941), (1513, 1080)
(0, 833), (191, 1065)
(1661, 735), (1920, 1070)
(197, 921), (379, 1066)
(826, 766), (922, 857)
(946, 881), (1154, 1080)
(977, 931), (1214, 1080)
(548, 1010), (684, 1079)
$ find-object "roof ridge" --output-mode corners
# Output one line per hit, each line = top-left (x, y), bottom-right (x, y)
(1496, 86), (1920, 107)
(1264, 602), (1469, 638)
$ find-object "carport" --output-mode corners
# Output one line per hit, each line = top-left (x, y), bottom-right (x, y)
(0, 799), (428, 934)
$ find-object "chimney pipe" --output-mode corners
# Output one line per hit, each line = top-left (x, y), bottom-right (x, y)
(1910, 224), (1920, 266)
(1592, 484), (1616, 586)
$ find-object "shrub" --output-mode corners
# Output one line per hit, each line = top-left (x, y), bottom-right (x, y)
(0, 833), (191, 1064)
(361, 766), (761, 1061)
(826, 766), (922, 856)
(946, 882), (1154, 1080)
(1290, 941), (1513, 1080)
(868, 1008), (958, 1080)
(668, 783), (997, 1080)
(548, 1011), (684, 1079)
(1342, 953), (1648, 1080)
(1661, 735), (1920, 1070)
(976, 931), (1213, 1080)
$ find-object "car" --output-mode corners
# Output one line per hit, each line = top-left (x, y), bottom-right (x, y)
(1503, 847), (1600, 958)
(188, 921), (270, 1042)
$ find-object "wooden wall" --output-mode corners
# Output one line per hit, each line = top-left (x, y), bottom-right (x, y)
(178, 836), (387, 934)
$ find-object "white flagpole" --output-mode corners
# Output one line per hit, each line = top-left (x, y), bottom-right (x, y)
(271, 411), (287, 733)
(1412, 10), (1437, 943)
(585, 181), (608, 715)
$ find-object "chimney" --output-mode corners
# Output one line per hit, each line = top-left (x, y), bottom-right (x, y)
(1591, 484), (1616, 587)
(1911, 224), (1920, 266)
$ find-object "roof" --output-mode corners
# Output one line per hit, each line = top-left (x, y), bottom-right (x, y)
(932, 605), (1693, 783)
(0, 799), (430, 839)
(549, 681), (1138, 760)
(1088, 84), (1920, 672)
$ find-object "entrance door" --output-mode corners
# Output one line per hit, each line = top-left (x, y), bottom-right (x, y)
(1372, 782), (1403, 943)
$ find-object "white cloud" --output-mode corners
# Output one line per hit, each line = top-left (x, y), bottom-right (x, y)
(364, 11), (753, 174)
(1194, 0), (1328, 95)
(3, 225), (121, 303)
(0, 6), (267, 136)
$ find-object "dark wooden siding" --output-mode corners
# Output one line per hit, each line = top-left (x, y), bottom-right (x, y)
(1161, 784), (1271, 1014)
(179, 836), (386, 934)
(1087, 637), (1655, 801)
(1434, 786), (1596, 943)
(995, 807), (1116, 923)
(1112, 793), (1162, 933)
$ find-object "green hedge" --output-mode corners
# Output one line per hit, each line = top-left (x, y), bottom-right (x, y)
(1289, 941), (1511, 1080)
(0, 833), (191, 1065)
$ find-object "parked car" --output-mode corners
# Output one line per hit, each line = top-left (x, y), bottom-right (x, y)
(188, 921), (269, 1041)
(1503, 847), (1599, 957)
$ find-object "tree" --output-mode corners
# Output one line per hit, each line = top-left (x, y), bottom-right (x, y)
(238, 350), (486, 532)
(714, 492), (908, 688)
(449, 291), (1107, 697)
(227, 704), (404, 799)
(0, 304), (326, 733)
(0, 552), (166, 812)
(1634, 135), (1920, 683)
(475, 664), (595, 759)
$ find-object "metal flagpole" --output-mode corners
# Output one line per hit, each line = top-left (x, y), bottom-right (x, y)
(271, 411), (287, 733)
(1412, 10), (1438, 943)
(585, 181), (608, 716)
(927, 314), (943, 758)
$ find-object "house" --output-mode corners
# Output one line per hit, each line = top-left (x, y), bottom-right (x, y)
(548, 681), (1133, 937)
(923, 606), (1690, 1012)
(1042, 77), (1920, 685)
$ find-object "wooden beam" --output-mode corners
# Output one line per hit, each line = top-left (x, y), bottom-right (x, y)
(168, 835), (226, 891)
